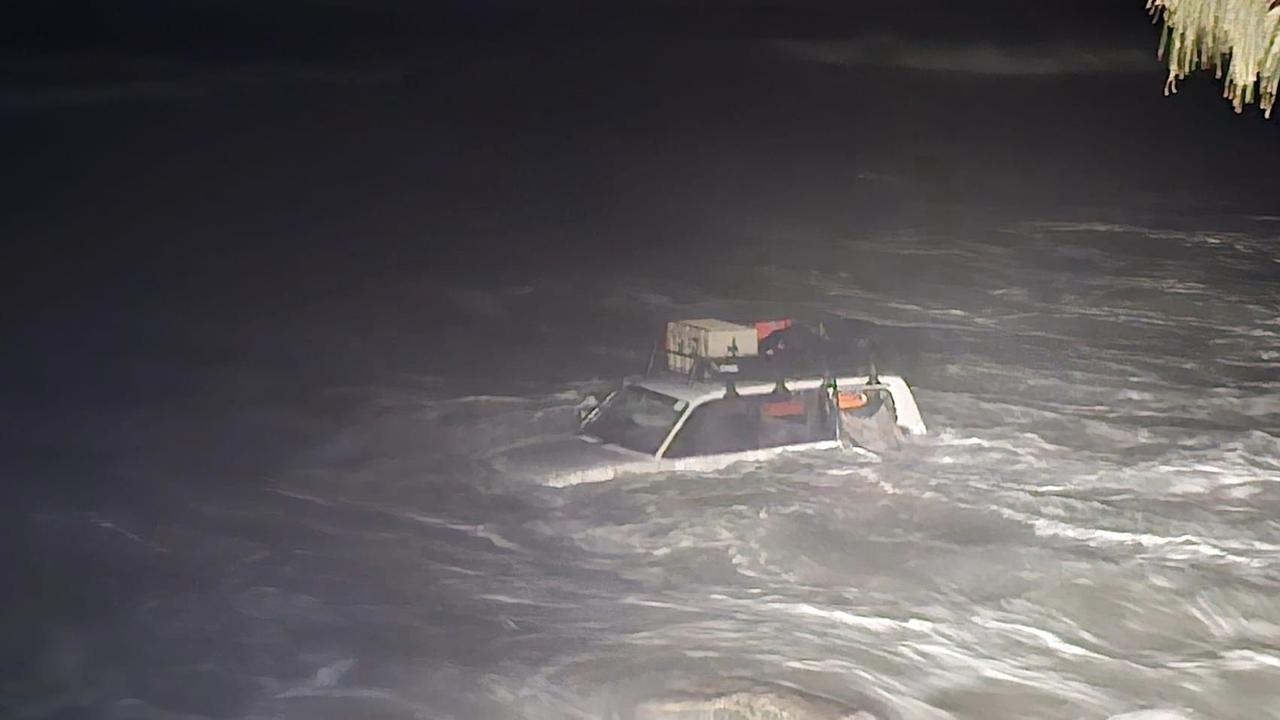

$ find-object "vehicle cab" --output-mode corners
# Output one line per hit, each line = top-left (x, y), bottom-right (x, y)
(489, 318), (926, 486)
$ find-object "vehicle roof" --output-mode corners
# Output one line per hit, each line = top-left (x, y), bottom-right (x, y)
(630, 372), (855, 406)
(629, 376), (725, 404)
(616, 370), (927, 447)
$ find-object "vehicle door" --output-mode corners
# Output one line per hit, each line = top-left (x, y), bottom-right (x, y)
(756, 386), (838, 450)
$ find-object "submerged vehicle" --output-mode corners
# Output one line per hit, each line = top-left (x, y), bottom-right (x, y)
(490, 318), (926, 486)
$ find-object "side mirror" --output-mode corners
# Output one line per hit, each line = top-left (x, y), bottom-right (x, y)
(575, 394), (600, 424)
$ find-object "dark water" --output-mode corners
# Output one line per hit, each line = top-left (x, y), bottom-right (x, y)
(4, 35), (1280, 720)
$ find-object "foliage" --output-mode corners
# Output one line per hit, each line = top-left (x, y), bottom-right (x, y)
(1148, 0), (1280, 116)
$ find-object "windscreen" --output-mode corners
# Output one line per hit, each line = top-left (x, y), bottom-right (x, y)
(581, 386), (684, 455)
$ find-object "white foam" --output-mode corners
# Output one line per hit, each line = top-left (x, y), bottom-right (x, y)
(766, 602), (936, 634)
(995, 509), (1275, 567)
(1106, 711), (1195, 720)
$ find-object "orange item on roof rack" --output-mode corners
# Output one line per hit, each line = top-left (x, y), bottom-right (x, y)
(755, 319), (792, 341)
(837, 390), (869, 410)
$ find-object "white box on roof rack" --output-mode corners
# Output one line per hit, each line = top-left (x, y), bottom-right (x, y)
(665, 318), (758, 373)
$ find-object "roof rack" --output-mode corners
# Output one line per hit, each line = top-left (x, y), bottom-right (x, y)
(646, 321), (878, 387)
